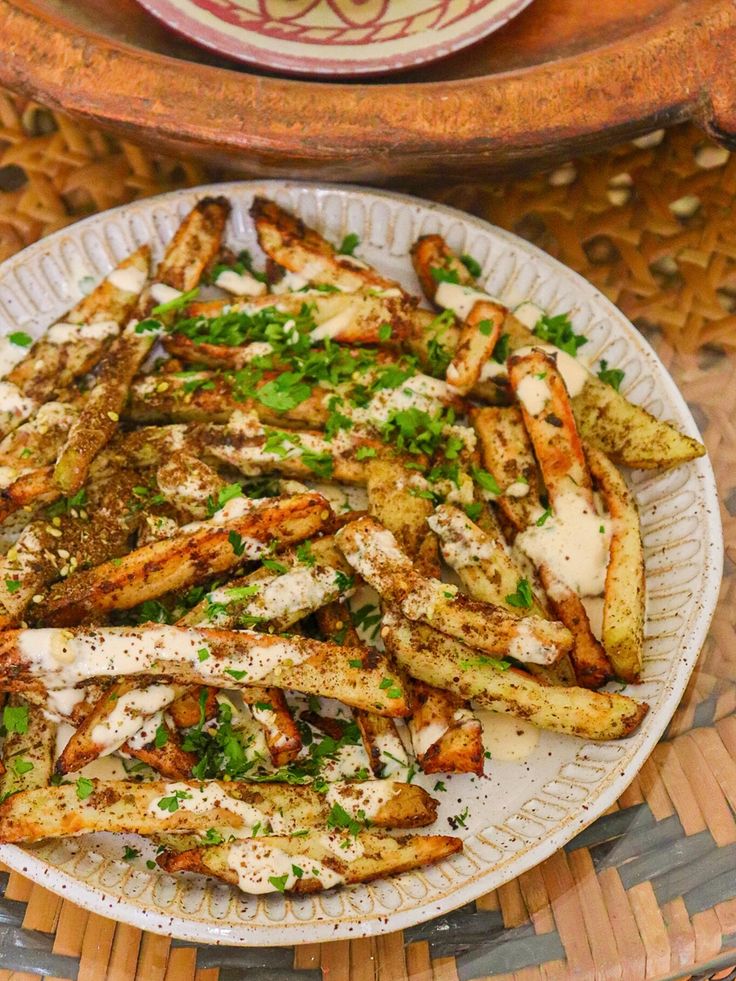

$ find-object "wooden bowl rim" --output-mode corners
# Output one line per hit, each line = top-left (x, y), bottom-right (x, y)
(2, 0), (735, 165)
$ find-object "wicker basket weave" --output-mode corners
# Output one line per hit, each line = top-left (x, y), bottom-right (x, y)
(0, 89), (735, 981)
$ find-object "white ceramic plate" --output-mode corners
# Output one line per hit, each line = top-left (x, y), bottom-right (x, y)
(0, 181), (722, 946)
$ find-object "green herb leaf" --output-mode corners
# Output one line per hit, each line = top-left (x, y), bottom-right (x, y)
(430, 267), (460, 285)
(533, 312), (588, 358)
(355, 446), (377, 461)
(338, 233), (360, 256)
(505, 577), (533, 609)
(492, 333), (510, 363)
(4, 579), (20, 594)
(76, 776), (94, 800)
(535, 507), (553, 527)
(8, 331), (32, 347)
(460, 254), (482, 277)
(228, 531), (245, 557)
(122, 845), (140, 861)
(296, 541), (316, 567)
(377, 323), (392, 342)
(3, 704), (28, 734)
(269, 874), (289, 892)
(151, 287), (200, 316)
(597, 359), (625, 391)
(154, 724), (169, 749)
(471, 468), (501, 496)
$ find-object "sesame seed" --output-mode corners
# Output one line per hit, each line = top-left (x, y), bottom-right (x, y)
(32, 594), (43, 603)
(107, 411), (119, 422)
(156, 382), (170, 393)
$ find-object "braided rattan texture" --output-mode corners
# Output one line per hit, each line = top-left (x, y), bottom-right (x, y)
(0, 88), (735, 981)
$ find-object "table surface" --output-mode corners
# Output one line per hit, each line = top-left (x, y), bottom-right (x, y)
(0, 89), (736, 981)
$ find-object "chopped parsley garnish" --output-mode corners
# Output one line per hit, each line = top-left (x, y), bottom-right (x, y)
(4, 579), (20, 594)
(355, 446), (377, 461)
(459, 655), (511, 671)
(380, 406), (456, 458)
(352, 603), (382, 642)
(8, 331), (32, 347)
(430, 266), (460, 285)
(424, 310), (454, 376)
(492, 333), (510, 363)
(122, 846), (140, 861)
(295, 541), (316, 567)
(348, 658), (363, 669)
(334, 570), (354, 592)
(203, 828), (224, 845)
(471, 468), (501, 496)
(262, 557), (288, 575)
(269, 874), (289, 892)
(463, 502), (483, 522)
(326, 802), (364, 837)
(597, 359), (625, 391)
(154, 724), (169, 749)
(449, 806), (469, 830)
(433, 781), (447, 793)
(151, 287), (199, 316)
(505, 578), (533, 609)
(338, 233), (360, 256)
(460, 254), (482, 277)
(225, 668), (247, 681)
(3, 704), (28, 734)
(209, 248), (267, 285)
(533, 312), (588, 358)
(47, 488), (87, 518)
(478, 319), (493, 336)
(228, 531), (246, 557)
(378, 323), (392, 342)
(157, 789), (191, 813)
(535, 507), (553, 526)
(76, 776), (94, 800)
(197, 647), (210, 662)
(206, 482), (243, 517)
(12, 758), (33, 776)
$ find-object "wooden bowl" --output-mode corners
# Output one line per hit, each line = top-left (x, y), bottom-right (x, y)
(1, 0), (735, 185)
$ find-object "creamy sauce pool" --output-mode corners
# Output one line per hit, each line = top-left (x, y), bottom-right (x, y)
(474, 709), (539, 761)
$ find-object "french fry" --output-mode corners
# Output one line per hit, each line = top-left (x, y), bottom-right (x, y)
(0, 625), (412, 716)
(0, 777), (436, 843)
(508, 350), (613, 689)
(0, 466), (143, 625)
(0, 698), (54, 797)
(336, 517), (573, 663)
(55, 679), (186, 774)
(35, 492), (331, 625)
(4, 246), (150, 410)
(587, 444), (646, 682)
(168, 687), (218, 729)
(314, 601), (410, 779)
(0, 402), (79, 485)
(470, 405), (544, 533)
(157, 831), (461, 894)
(409, 680), (483, 775)
(410, 234), (475, 305)
(410, 233), (705, 466)
(572, 372), (706, 469)
(155, 451), (225, 521)
(446, 300), (505, 395)
(179, 288), (417, 345)
(53, 198), (230, 494)
(240, 688), (302, 768)
(127, 370), (330, 429)
(250, 197), (397, 293)
(365, 462), (484, 771)
(201, 414), (386, 486)
(383, 613), (648, 741)
(121, 716), (197, 780)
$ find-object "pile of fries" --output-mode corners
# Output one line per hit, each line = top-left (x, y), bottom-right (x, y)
(0, 194), (705, 898)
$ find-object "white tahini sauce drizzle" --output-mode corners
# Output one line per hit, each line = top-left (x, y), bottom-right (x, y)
(0, 381), (36, 428)
(427, 508), (495, 570)
(226, 840), (344, 894)
(0, 336), (31, 377)
(474, 708), (539, 761)
(147, 781), (273, 831)
(516, 495), (612, 597)
(410, 720), (449, 759)
(149, 284), (182, 306)
(507, 621), (560, 665)
(216, 269), (267, 298)
(89, 685), (178, 755)
(46, 320), (119, 345)
(434, 282), (502, 320)
(17, 625), (314, 689)
(512, 345), (589, 399)
(108, 265), (148, 294)
(309, 305), (355, 342)
(515, 374), (551, 415)
(373, 728), (409, 775)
